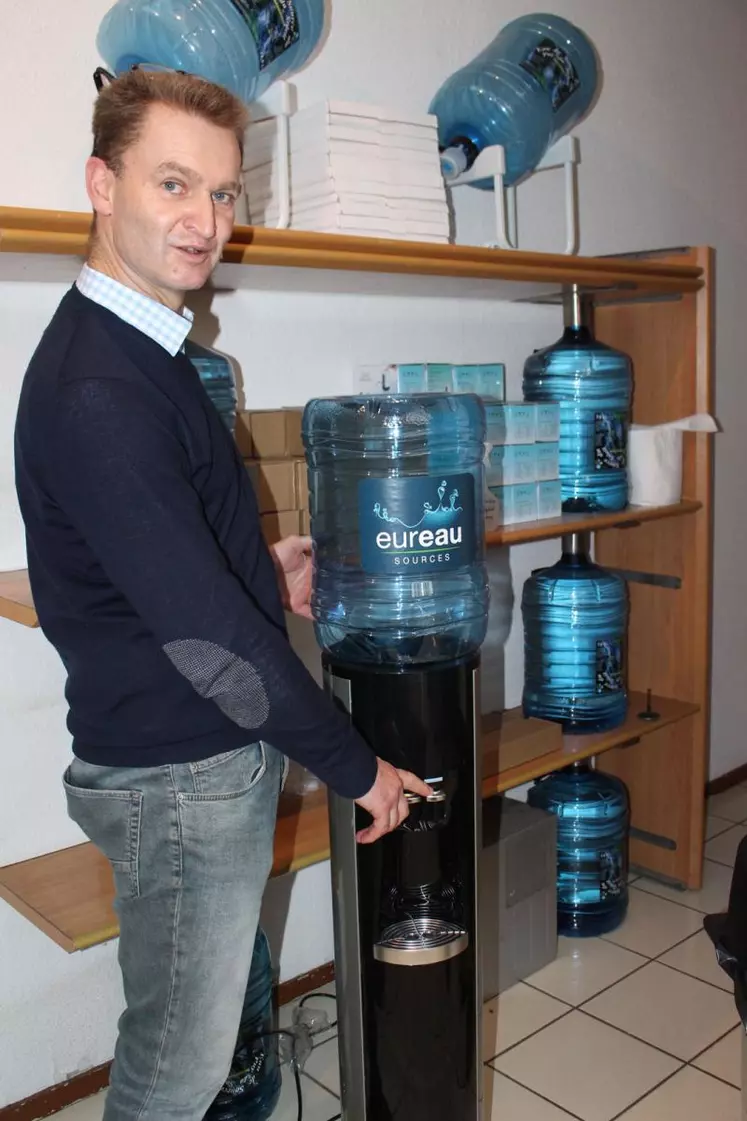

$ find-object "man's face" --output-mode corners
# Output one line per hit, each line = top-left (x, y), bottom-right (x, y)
(92, 104), (241, 307)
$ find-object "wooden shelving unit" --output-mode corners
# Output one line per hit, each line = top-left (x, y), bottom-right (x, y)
(0, 210), (714, 944)
(0, 692), (697, 952)
(0, 498), (702, 630)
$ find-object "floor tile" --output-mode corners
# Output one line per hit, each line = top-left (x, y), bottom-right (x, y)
(484, 1069), (578, 1120)
(582, 961), (737, 1061)
(615, 1065), (742, 1121)
(633, 860), (733, 917)
(708, 786), (747, 823)
(706, 813), (734, 840)
(659, 929), (733, 990)
(483, 981), (569, 1060)
(693, 1025), (743, 1087)
(601, 886), (703, 957)
(705, 824), (747, 867)
(492, 1010), (680, 1121)
(303, 1034), (340, 1097)
(51, 1094), (106, 1120)
(278, 982), (338, 1049)
(526, 935), (647, 1006)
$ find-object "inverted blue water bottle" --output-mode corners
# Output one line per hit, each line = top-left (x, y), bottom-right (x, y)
(522, 532), (628, 733)
(430, 12), (599, 187)
(528, 762), (630, 936)
(303, 394), (490, 666)
(97, 0), (325, 105)
(185, 340), (238, 435)
(204, 927), (281, 1121)
(523, 286), (632, 513)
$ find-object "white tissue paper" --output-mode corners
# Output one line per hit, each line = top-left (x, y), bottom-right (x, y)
(628, 414), (718, 506)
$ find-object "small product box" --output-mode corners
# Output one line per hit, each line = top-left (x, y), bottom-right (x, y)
(485, 402), (536, 446)
(535, 403), (561, 442)
(452, 365), (481, 394)
(396, 364), (428, 393)
(426, 363), (455, 393)
(537, 479), (563, 520)
(476, 363), (506, 400)
(487, 482), (538, 527)
(535, 442), (560, 482)
(260, 510), (301, 546)
(486, 444), (536, 487)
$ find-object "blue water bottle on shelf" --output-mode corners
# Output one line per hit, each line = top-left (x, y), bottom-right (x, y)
(528, 762), (630, 936)
(523, 285), (632, 513)
(97, 0), (325, 105)
(522, 532), (628, 733)
(430, 12), (599, 187)
(185, 341), (238, 435)
(303, 393), (490, 666)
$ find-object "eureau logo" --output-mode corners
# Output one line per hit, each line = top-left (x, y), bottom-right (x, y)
(359, 474), (476, 575)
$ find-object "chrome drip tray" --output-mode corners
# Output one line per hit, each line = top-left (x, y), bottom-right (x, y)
(374, 917), (469, 967)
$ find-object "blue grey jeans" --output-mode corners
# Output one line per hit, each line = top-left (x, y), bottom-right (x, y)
(64, 742), (284, 1121)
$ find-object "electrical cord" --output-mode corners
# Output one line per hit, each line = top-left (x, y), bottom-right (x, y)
(239, 989), (340, 1121)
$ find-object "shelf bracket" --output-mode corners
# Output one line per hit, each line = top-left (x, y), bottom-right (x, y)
(446, 135), (581, 255)
(607, 568), (682, 590)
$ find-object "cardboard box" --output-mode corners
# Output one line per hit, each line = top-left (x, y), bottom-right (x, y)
(239, 408), (305, 460)
(300, 509), (311, 535)
(245, 459), (298, 513)
(260, 510), (301, 546)
(295, 459), (310, 512)
(234, 413), (254, 458)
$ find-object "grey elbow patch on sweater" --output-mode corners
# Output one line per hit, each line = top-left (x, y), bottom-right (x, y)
(163, 639), (270, 729)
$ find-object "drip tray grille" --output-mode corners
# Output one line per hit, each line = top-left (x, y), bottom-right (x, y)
(374, 917), (469, 967)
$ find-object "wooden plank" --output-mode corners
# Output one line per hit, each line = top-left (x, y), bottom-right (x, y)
(594, 248), (714, 888)
(0, 494), (701, 630)
(0, 571), (39, 628)
(486, 499), (701, 547)
(0, 207), (703, 294)
(0, 692), (698, 952)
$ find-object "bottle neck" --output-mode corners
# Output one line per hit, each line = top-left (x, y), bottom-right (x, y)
(562, 286), (593, 341)
(440, 135), (482, 181)
(560, 532), (591, 564)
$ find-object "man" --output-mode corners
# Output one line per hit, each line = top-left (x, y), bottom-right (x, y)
(14, 69), (429, 1121)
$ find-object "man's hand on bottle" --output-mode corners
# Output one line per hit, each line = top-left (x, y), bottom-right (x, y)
(354, 759), (433, 843)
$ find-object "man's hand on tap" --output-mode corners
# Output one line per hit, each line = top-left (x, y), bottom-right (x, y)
(355, 758), (432, 844)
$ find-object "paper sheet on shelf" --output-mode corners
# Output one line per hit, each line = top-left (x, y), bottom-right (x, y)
(628, 414), (718, 506)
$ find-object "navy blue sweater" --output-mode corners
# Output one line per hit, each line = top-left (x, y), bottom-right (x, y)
(14, 285), (376, 800)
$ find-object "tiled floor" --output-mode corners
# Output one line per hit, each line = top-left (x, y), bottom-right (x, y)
(51, 793), (745, 1121)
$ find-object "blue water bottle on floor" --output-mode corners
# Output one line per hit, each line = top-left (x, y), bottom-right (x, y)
(430, 13), (599, 187)
(524, 285), (632, 513)
(97, 0), (325, 105)
(205, 927), (281, 1121)
(185, 341), (238, 435)
(523, 532), (628, 733)
(528, 762), (630, 936)
(303, 393), (490, 667)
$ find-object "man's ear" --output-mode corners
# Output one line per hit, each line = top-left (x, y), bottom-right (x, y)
(86, 157), (116, 219)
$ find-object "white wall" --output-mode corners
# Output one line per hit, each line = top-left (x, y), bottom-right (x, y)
(1, 0), (746, 1105)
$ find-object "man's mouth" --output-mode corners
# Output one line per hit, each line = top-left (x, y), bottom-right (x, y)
(175, 246), (212, 260)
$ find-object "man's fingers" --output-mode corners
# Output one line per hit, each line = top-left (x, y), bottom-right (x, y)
(397, 770), (432, 798)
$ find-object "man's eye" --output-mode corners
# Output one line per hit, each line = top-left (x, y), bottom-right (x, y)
(163, 180), (183, 194)
(213, 191), (235, 205)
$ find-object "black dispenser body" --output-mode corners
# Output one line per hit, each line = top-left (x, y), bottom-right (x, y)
(325, 654), (482, 1121)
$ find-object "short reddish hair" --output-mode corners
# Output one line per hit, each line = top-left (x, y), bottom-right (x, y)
(92, 68), (248, 173)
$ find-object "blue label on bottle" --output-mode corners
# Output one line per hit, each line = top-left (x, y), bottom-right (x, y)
(595, 411), (627, 471)
(596, 639), (623, 694)
(521, 38), (580, 112)
(227, 0), (299, 70)
(358, 474), (477, 574)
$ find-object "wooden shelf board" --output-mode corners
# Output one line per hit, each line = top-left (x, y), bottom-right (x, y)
(0, 570), (39, 628)
(484, 693), (700, 795)
(0, 207), (703, 295)
(0, 692), (698, 952)
(486, 499), (702, 547)
(0, 499), (703, 630)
